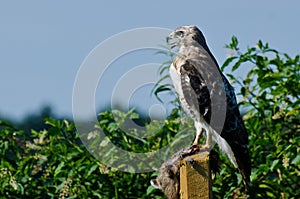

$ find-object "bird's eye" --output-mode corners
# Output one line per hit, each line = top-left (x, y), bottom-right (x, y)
(176, 31), (184, 37)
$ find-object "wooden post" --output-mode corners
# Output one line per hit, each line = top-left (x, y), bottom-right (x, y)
(179, 151), (212, 199)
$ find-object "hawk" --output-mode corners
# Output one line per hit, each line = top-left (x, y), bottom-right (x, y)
(166, 25), (251, 186)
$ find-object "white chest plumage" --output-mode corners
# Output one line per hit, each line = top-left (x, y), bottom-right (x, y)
(169, 63), (194, 118)
(169, 60), (238, 169)
(169, 59), (202, 120)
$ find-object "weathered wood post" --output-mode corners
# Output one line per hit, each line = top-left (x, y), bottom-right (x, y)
(179, 151), (212, 199)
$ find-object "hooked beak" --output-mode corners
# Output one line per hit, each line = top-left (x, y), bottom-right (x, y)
(166, 31), (177, 48)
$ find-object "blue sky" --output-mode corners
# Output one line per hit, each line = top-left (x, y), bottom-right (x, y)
(1, 1), (300, 121)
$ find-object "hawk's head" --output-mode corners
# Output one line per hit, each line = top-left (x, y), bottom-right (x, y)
(166, 25), (207, 49)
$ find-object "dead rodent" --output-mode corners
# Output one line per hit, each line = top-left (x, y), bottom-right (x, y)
(150, 146), (220, 199)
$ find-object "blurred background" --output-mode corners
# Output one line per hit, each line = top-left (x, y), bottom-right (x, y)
(1, 0), (300, 125)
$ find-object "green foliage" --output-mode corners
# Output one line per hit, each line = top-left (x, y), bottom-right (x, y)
(0, 117), (166, 198)
(97, 109), (182, 153)
(152, 47), (178, 105)
(218, 36), (300, 198)
(1, 37), (299, 198)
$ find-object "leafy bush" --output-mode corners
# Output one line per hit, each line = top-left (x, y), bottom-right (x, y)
(216, 37), (299, 198)
(0, 116), (169, 199)
(0, 37), (299, 198)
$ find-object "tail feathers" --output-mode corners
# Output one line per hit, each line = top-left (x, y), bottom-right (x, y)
(240, 169), (251, 187)
(208, 125), (238, 168)
(212, 128), (252, 187)
(233, 144), (251, 187)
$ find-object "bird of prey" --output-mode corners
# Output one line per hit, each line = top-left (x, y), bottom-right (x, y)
(166, 25), (251, 186)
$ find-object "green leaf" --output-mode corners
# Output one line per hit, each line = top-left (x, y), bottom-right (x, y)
(153, 84), (172, 102)
(291, 154), (300, 165)
(88, 164), (98, 176)
(54, 162), (65, 177)
(129, 112), (139, 120)
(257, 40), (263, 49)
(221, 56), (238, 71)
(225, 35), (239, 51)
(231, 60), (242, 72)
(108, 123), (118, 131)
(152, 75), (170, 90)
(270, 159), (279, 171)
(45, 117), (61, 128)
(146, 185), (156, 195)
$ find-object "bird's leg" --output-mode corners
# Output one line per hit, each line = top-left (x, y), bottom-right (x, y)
(202, 123), (212, 150)
(193, 121), (204, 145)
(192, 121), (213, 151)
